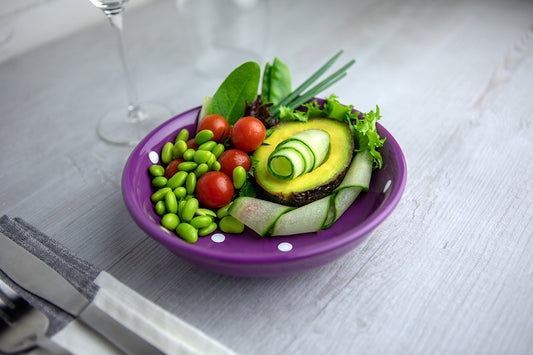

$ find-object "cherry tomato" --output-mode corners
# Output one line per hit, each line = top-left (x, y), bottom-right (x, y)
(197, 114), (230, 142)
(230, 116), (266, 152)
(164, 158), (184, 179)
(218, 149), (251, 179)
(186, 138), (199, 150)
(195, 171), (234, 209)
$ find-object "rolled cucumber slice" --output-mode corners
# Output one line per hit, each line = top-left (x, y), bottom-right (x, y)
(276, 139), (315, 173)
(268, 147), (307, 180)
(267, 129), (330, 180)
(290, 129), (330, 169)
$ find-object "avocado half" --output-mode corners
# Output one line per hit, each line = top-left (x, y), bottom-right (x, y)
(253, 118), (354, 207)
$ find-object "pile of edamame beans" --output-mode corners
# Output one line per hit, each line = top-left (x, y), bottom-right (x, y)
(148, 128), (246, 243)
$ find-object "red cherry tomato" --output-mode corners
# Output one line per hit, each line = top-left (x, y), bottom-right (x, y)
(164, 158), (184, 179)
(230, 116), (266, 152)
(197, 114), (230, 142)
(186, 138), (199, 150)
(217, 149), (251, 179)
(195, 171), (234, 209)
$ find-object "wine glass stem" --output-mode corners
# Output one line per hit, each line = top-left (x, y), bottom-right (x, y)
(106, 12), (141, 120)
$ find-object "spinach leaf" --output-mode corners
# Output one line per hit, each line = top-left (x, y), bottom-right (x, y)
(207, 61), (261, 125)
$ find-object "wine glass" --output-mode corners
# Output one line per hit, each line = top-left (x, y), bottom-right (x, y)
(176, 0), (269, 78)
(89, 0), (172, 146)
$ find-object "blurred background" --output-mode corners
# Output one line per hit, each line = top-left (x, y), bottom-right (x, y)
(0, 0), (153, 63)
(1, 1), (532, 354)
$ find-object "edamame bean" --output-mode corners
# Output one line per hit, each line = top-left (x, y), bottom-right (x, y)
(154, 200), (166, 216)
(173, 140), (187, 159)
(185, 172), (196, 195)
(198, 222), (218, 237)
(178, 200), (187, 217)
(151, 187), (171, 203)
(194, 163), (209, 177)
(198, 140), (216, 152)
(175, 128), (189, 143)
(195, 129), (214, 145)
(161, 213), (179, 230)
(211, 143), (225, 158)
(181, 198), (198, 222)
(219, 216), (245, 234)
(167, 170), (188, 189)
(210, 161), (221, 171)
(183, 148), (196, 161)
(173, 186), (187, 200)
(175, 223), (198, 243)
(178, 161), (198, 172)
(194, 150), (212, 164)
(165, 190), (178, 214)
(152, 176), (168, 188)
(233, 166), (246, 189)
(161, 142), (174, 164)
(195, 208), (217, 218)
(216, 203), (232, 219)
(206, 153), (217, 167)
(190, 216), (213, 229)
(149, 164), (165, 177)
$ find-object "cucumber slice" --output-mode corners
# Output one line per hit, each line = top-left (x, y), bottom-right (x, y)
(228, 197), (295, 236)
(267, 129), (330, 180)
(334, 150), (372, 192)
(324, 150), (372, 228)
(271, 195), (331, 236)
(230, 151), (374, 236)
(276, 139), (314, 173)
(268, 147), (307, 180)
(290, 129), (330, 168)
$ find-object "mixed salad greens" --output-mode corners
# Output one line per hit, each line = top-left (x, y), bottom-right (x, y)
(149, 50), (385, 242)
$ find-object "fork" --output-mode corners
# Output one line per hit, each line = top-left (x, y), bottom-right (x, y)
(0, 278), (70, 354)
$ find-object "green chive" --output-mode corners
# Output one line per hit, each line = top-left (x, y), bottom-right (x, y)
(270, 50), (346, 115)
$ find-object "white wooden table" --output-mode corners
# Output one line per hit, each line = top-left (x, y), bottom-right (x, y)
(1, 0), (532, 353)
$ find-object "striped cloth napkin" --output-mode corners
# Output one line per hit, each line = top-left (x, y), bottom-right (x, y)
(0, 215), (236, 355)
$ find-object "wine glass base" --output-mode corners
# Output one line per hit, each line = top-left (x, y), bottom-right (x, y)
(97, 102), (173, 146)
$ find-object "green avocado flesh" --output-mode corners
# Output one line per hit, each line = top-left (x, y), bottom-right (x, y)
(254, 118), (354, 207)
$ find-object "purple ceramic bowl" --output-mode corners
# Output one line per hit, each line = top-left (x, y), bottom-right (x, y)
(122, 100), (407, 277)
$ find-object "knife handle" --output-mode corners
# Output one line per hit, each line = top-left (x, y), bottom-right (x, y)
(79, 302), (165, 355)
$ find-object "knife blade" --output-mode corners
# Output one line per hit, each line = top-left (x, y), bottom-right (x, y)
(0, 231), (164, 355)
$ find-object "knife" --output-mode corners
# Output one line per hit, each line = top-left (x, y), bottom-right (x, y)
(0, 231), (165, 355)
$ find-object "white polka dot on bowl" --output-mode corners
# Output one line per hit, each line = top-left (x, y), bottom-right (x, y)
(149, 151), (159, 164)
(278, 242), (293, 252)
(211, 233), (225, 243)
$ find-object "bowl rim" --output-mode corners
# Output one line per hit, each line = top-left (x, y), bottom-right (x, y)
(121, 102), (407, 267)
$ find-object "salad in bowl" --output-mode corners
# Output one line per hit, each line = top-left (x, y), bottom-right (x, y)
(122, 51), (407, 277)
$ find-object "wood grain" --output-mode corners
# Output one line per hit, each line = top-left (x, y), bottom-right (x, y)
(1, 0), (532, 354)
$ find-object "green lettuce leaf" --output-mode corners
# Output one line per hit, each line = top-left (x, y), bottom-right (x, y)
(278, 106), (308, 122)
(275, 94), (385, 169)
(352, 106), (386, 169)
